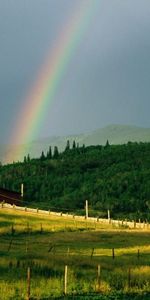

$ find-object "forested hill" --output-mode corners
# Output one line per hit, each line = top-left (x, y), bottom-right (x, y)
(0, 142), (150, 220)
(1, 124), (150, 164)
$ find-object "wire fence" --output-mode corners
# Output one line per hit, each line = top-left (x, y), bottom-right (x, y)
(0, 203), (150, 299)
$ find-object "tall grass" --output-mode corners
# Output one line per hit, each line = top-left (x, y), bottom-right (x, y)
(0, 208), (150, 299)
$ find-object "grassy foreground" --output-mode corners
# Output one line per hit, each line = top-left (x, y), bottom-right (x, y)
(0, 208), (150, 300)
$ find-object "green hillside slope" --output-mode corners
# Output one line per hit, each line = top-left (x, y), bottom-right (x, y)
(0, 142), (150, 220)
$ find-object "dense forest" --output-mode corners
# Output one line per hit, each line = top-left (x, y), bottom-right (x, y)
(0, 141), (150, 220)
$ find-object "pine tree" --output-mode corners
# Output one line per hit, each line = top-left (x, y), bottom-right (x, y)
(81, 144), (85, 153)
(72, 140), (76, 149)
(53, 146), (59, 159)
(65, 140), (70, 152)
(27, 154), (30, 163)
(105, 140), (110, 148)
(47, 146), (52, 159)
(40, 151), (45, 161)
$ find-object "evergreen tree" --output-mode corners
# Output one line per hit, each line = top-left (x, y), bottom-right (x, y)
(72, 140), (76, 149)
(40, 151), (45, 161)
(27, 154), (30, 163)
(47, 146), (52, 159)
(65, 140), (70, 152)
(81, 144), (85, 153)
(105, 140), (110, 147)
(53, 146), (59, 159)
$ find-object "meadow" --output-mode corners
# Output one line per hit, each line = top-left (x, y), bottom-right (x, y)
(0, 208), (150, 300)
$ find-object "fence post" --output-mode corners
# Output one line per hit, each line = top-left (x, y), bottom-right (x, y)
(64, 265), (68, 295)
(21, 183), (24, 198)
(67, 247), (70, 257)
(85, 200), (88, 219)
(137, 249), (140, 260)
(97, 264), (101, 291)
(40, 223), (43, 234)
(27, 267), (31, 300)
(91, 248), (94, 259)
(138, 218), (141, 228)
(108, 209), (110, 223)
(112, 248), (115, 259)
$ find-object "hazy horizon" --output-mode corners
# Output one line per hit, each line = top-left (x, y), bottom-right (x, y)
(1, 123), (149, 147)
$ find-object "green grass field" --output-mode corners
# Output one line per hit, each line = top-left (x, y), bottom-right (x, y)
(0, 208), (150, 300)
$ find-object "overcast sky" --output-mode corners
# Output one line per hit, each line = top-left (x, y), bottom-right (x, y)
(0, 0), (150, 144)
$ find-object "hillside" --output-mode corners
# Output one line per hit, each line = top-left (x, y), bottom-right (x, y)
(0, 142), (150, 220)
(1, 124), (150, 163)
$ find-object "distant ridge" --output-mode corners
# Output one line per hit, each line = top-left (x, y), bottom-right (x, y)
(1, 124), (150, 164)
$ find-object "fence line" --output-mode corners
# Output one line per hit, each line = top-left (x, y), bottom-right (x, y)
(20, 263), (149, 298)
(0, 202), (149, 230)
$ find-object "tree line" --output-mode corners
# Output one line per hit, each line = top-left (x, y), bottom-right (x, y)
(0, 141), (150, 220)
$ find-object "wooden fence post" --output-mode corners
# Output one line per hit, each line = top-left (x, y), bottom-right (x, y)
(85, 200), (88, 219)
(112, 248), (115, 259)
(27, 267), (31, 300)
(91, 248), (94, 259)
(21, 183), (24, 198)
(97, 264), (101, 291)
(64, 265), (68, 295)
(137, 249), (140, 260)
(108, 209), (110, 223)
(139, 219), (141, 228)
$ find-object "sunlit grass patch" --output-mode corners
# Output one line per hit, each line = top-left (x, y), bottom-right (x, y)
(0, 208), (150, 299)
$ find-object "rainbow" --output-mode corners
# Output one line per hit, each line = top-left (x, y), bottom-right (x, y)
(8, 0), (99, 162)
